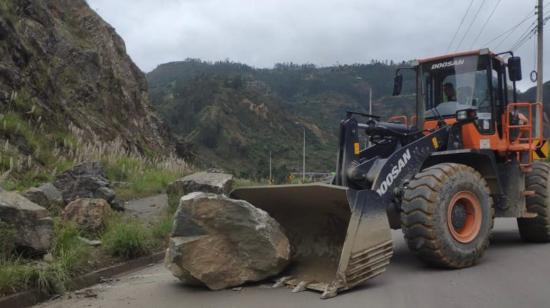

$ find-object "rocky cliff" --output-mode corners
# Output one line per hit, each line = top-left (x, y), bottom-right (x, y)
(0, 0), (171, 169)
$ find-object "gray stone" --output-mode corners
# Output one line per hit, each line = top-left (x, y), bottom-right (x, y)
(62, 198), (112, 234)
(0, 191), (53, 253)
(22, 183), (64, 210)
(167, 172), (233, 203)
(78, 236), (102, 247)
(53, 162), (118, 209)
(165, 192), (290, 290)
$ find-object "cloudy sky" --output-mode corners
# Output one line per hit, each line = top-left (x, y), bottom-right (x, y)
(88, 0), (548, 90)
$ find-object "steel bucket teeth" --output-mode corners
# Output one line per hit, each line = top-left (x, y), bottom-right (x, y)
(291, 281), (311, 293)
(272, 276), (293, 288)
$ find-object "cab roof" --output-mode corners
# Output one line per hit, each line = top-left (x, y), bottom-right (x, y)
(416, 49), (504, 65)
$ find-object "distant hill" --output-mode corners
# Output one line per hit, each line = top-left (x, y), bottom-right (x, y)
(520, 81), (550, 106)
(520, 81), (550, 135)
(147, 59), (415, 180)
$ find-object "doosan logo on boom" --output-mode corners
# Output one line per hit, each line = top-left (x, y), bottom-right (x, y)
(376, 149), (411, 197)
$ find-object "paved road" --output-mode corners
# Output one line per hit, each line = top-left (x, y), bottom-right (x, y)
(124, 194), (168, 223)
(38, 219), (550, 308)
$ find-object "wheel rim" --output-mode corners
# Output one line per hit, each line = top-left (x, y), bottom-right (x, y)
(447, 191), (482, 243)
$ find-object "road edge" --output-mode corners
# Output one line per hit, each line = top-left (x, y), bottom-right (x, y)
(0, 251), (166, 308)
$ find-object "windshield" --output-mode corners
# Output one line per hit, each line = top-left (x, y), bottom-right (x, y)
(421, 55), (490, 119)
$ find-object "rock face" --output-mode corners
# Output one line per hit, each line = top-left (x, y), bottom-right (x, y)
(22, 183), (64, 210)
(62, 198), (112, 234)
(167, 172), (233, 198)
(53, 161), (116, 204)
(0, 191), (53, 253)
(165, 192), (290, 290)
(0, 0), (172, 168)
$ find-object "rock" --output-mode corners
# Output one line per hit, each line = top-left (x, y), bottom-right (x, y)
(22, 183), (64, 210)
(109, 198), (125, 212)
(167, 172), (234, 208)
(62, 198), (112, 234)
(165, 192), (290, 290)
(43, 253), (54, 262)
(0, 0), (172, 158)
(54, 162), (118, 208)
(78, 236), (102, 247)
(0, 191), (53, 253)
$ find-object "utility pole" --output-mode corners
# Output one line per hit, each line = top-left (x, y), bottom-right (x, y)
(369, 88), (373, 115)
(269, 151), (272, 184)
(302, 128), (306, 183)
(536, 0), (544, 104)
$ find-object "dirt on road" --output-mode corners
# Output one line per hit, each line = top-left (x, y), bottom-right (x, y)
(36, 219), (550, 308)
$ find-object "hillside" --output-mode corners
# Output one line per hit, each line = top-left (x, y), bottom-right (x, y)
(520, 81), (550, 107)
(0, 0), (173, 187)
(148, 59), (416, 179)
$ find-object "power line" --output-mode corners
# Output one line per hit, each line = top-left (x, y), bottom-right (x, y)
(510, 25), (537, 51)
(494, 19), (536, 50)
(456, 0), (488, 51)
(446, 0), (475, 52)
(470, 0), (502, 49)
(509, 23), (536, 50)
(483, 10), (535, 46)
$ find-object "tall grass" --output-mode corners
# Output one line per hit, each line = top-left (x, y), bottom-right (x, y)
(0, 221), (91, 296)
(63, 124), (189, 199)
(102, 214), (152, 259)
(0, 116), (190, 197)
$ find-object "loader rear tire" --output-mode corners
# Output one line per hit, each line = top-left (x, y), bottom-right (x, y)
(517, 161), (550, 242)
(401, 163), (494, 268)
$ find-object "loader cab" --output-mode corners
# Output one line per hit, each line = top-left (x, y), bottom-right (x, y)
(415, 50), (511, 137)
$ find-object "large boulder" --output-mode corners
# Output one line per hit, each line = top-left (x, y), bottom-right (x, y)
(167, 172), (233, 208)
(0, 191), (53, 253)
(165, 192), (290, 290)
(22, 183), (64, 211)
(53, 162), (117, 205)
(167, 172), (234, 196)
(62, 198), (112, 234)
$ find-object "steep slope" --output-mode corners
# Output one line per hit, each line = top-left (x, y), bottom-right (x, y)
(0, 0), (172, 185)
(148, 60), (415, 178)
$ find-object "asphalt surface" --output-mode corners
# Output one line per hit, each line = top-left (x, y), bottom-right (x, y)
(37, 218), (550, 308)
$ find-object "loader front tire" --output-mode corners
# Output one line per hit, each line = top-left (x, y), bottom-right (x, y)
(401, 163), (493, 268)
(518, 161), (550, 242)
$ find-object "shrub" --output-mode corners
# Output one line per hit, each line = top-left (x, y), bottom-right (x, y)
(102, 215), (151, 259)
(0, 258), (36, 296)
(150, 214), (173, 244)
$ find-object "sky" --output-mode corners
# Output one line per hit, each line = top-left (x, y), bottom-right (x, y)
(88, 0), (549, 90)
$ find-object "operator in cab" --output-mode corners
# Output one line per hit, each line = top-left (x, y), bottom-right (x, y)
(443, 82), (457, 102)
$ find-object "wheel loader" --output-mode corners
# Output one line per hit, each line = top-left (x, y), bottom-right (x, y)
(231, 49), (550, 298)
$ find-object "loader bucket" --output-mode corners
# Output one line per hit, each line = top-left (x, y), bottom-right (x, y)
(230, 183), (393, 298)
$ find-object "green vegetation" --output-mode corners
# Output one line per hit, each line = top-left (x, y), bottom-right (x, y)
(150, 214), (174, 244)
(105, 157), (185, 200)
(148, 59), (417, 181)
(0, 221), (91, 296)
(102, 214), (152, 259)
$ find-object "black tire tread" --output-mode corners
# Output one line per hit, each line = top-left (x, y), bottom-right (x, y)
(401, 163), (494, 268)
(518, 161), (550, 242)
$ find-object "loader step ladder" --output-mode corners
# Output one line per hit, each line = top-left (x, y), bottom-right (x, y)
(504, 102), (543, 166)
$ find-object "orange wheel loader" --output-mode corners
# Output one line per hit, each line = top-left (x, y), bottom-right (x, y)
(231, 49), (549, 298)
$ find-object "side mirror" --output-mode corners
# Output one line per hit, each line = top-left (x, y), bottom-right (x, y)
(392, 74), (403, 96)
(508, 56), (522, 82)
